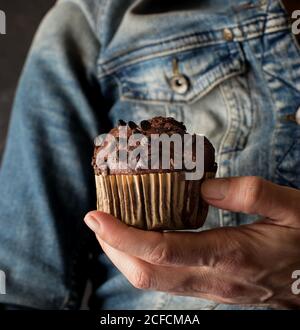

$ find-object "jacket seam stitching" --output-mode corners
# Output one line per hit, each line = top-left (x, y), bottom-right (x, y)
(97, 15), (289, 76)
(97, 26), (289, 78)
(99, 13), (287, 64)
(218, 83), (235, 227)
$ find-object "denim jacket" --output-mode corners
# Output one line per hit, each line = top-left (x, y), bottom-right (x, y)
(0, 0), (299, 310)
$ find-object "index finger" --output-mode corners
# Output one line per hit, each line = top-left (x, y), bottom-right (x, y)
(84, 210), (240, 267)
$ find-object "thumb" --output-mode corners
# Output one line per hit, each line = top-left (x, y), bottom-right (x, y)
(201, 176), (300, 227)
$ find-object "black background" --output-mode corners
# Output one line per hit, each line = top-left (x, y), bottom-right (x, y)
(0, 311), (298, 328)
(0, 1), (55, 161)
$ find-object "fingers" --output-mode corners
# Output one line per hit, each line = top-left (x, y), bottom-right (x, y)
(201, 176), (300, 226)
(98, 236), (223, 297)
(84, 210), (240, 268)
(97, 237), (189, 291)
(98, 237), (266, 305)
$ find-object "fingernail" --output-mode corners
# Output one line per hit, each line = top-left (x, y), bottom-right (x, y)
(84, 214), (101, 233)
(201, 178), (229, 200)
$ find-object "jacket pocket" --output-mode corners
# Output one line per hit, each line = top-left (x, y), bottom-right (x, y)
(106, 41), (246, 105)
(262, 30), (300, 188)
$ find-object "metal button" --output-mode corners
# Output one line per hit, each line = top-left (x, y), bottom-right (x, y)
(223, 28), (234, 41)
(170, 74), (189, 94)
(285, 108), (300, 125)
(170, 58), (189, 94)
(296, 107), (300, 125)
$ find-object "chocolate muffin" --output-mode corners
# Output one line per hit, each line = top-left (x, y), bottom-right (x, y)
(92, 116), (217, 230)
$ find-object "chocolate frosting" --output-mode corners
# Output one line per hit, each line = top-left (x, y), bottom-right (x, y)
(92, 117), (217, 176)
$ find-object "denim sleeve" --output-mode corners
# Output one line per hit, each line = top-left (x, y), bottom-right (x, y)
(0, 1), (106, 309)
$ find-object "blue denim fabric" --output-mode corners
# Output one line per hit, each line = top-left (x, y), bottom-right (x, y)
(0, 0), (299, 309)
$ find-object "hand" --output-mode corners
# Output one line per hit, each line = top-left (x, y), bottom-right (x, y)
(84, 176), (300, 309)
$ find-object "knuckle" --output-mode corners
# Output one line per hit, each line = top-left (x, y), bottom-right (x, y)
(110, 235), (123, 250)
(148, 243), (172, 265)
(216, 231), (252, 273)
(221, 249), (246, 272)
(131, 267), (154, 290)
(242, 176), (265, 213)
(219, 282), (243, 300)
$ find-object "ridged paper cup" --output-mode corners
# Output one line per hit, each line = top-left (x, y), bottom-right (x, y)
(95, 171), (216, 231)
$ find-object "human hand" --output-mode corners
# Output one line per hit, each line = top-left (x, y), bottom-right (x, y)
(84, 176), (300, 309)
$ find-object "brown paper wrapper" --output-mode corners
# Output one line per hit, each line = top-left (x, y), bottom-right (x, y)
(95, 171), (216, 231)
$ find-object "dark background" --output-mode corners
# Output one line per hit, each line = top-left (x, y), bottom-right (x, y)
(0, 1), (55, 161)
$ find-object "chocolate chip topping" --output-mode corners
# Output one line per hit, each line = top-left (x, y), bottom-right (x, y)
(118, 119), (127, 126)
(128, 121), (138, 130)
(140, 120), (151, 131)
(92, 116), (217, 176)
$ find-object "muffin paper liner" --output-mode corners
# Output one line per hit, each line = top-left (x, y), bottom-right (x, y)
(95, 171), (216, 230)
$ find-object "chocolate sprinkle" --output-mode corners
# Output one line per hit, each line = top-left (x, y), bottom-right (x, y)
(179, 122), (187, 131)
(118, 119), (127, 126)
(140, 120), (151, 131)
(128, 121), (137, 129)
(93, 116), (216, 175)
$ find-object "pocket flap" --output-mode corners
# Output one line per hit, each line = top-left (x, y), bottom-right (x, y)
(104, 42), (246, 104)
